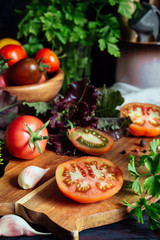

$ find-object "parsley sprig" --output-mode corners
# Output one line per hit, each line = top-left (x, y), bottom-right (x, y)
(123, 139), (160, 230)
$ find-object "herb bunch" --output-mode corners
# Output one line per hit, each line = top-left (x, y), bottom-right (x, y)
(123, 139), (160, 230)
(17, 0), (138, 56)
(16, 0), (139, 92)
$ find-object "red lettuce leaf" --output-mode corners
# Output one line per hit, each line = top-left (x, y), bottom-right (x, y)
(49, 79), (99, 155)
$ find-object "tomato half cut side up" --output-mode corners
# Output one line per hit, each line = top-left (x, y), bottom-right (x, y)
(120, 103), (160, 137)
(68, 127), (114, 155)
(56, 156), (124, 203)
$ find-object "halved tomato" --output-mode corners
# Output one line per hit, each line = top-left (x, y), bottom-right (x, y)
(68, 127), (114, 155)
(120, 103), (160, 137)
(56, 156), (123, 203)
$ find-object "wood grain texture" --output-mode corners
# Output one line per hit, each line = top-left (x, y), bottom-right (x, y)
(0, 136), (159, 240)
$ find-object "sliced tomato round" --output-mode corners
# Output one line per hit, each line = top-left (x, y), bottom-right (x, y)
(120, 103), (160, 137)
(56, 156), (123, 203)
(68, 127), (114, 155)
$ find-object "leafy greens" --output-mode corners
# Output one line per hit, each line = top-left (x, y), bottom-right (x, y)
(48, 78), (129, 155)
(123, 139), (160, 230)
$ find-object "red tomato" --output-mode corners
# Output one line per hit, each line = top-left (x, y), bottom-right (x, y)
(5, 115), (49, 160)
(0, 44), (27, 66)
(68, 127), (114, 155)
(35, 48), (60, 73)
(56, 156), (124, 203)
(120, 103), (160, 137)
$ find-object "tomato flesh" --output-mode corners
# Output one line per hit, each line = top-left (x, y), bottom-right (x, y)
(56, 156), (123, 203)
(68, 127), (114, 155)
(120, 103), (160, 137)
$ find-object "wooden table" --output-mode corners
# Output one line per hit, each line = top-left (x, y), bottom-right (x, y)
(0, 136), (159, 240)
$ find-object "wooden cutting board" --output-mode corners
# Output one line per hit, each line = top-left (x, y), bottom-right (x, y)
(0, 136), (159, 240)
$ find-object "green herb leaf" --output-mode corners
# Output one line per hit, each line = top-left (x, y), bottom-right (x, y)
(130, 177), (143, 195)
(123, 139), (160, 230)
(23, 101), (53, 116)
(128, 155), (139, 177)
(95, 86), (124, 117)
(143, 175), (160, 199)
(150, 139), (160, 154)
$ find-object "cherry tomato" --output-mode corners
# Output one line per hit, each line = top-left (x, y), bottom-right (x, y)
(120, 103), (160, 137)
(0, 38), (22, 49)
(68, 127), (114, 155)
(0, 44), (27, 66)
(35, 48), (60, 73)
(6, 58), (42, 86)
(5, 115), (49, 160)
(56, 156), (123, 203)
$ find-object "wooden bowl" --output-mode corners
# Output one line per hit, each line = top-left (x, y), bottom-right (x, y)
(0, 68), (64, 102)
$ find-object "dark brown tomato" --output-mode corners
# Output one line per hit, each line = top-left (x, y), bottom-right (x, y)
(6, 58), (42, 86)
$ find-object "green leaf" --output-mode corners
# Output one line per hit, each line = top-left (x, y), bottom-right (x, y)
(98, 38), (106, 51)
(143, 175), (160, 199)
(145, 203), (160, 230)
(95, 86), (124, 117)
(150, 139), (160, 154)
(123, 200), (136, 208)
(145, 204), (160, 220)
(108, 0), (118, 6)
(107, 41), (120, 57)
(130, 177), (143, 195)
(118, 1), (133, 18)
(143, 157), (154, 174)
(128, 155), (139, 177)
(23, 102), (52, 116)
(131, 206), (144, 223)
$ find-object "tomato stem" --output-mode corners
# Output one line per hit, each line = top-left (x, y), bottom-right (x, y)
(67, 120), (75, 129)
(22, 120), (49, 154)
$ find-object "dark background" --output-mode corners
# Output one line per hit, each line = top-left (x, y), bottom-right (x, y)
(0, 0), (116, 88)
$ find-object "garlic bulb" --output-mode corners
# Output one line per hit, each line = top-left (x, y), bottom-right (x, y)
(18, 165), (50, 189)
(0, 214), (51, 237)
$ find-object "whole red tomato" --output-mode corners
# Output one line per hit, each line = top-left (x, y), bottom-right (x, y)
(6, 58), (42, 86)
(5, 115), (49, 160)
(35, 48), (60, 73)
(0, 44), (27, 66)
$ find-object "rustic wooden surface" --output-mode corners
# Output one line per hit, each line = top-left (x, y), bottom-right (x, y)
(0, 136), (158, 240)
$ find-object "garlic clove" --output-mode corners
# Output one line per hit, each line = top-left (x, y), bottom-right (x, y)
(0, 214), (51, 237)
(18, 165), (50, 189)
